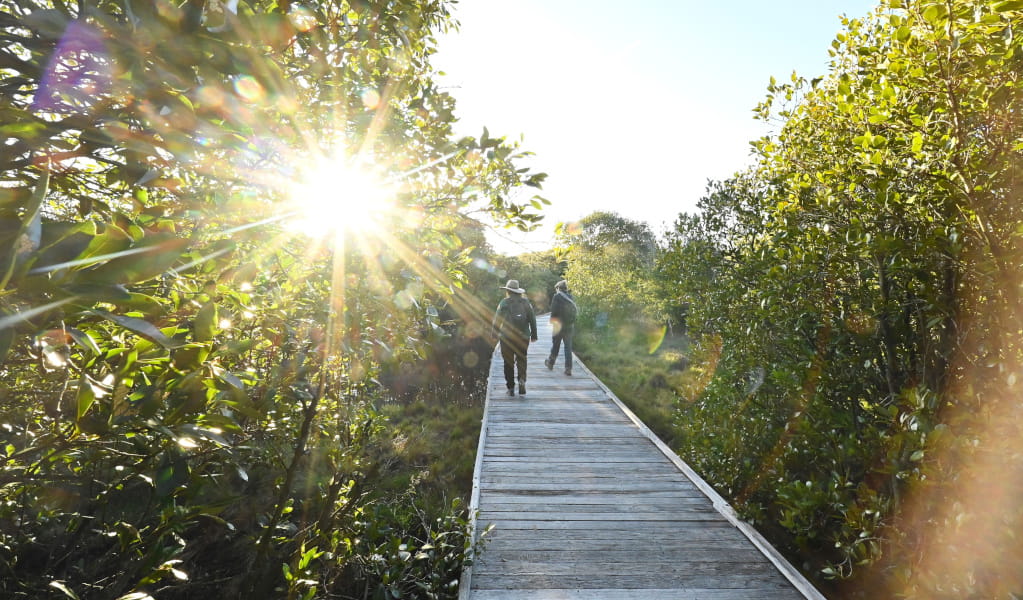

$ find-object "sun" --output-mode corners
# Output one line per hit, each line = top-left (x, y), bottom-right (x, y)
(288, 153), (395, 239)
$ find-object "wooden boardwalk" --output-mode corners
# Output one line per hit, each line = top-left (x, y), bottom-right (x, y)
(460, 315), (824, 600)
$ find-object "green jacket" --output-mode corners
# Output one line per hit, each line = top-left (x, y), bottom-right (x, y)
(492, 295), (538, 343)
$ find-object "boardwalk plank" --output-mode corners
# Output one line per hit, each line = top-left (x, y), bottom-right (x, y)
(473, 573), (800, 591)
(461, 315), (822, 600)
(471, 590), (803, 600)
(473, 560), (781, 577)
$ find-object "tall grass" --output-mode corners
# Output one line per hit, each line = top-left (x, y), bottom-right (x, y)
(573, 324), (699, 447)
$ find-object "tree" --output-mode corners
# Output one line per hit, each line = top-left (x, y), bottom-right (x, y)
(0, 1), (546, 598)
(560, 211), (668, 333)
(661, 1), (1023, 596)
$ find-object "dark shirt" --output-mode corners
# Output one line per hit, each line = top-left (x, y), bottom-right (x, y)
(550, 289), (576, 324)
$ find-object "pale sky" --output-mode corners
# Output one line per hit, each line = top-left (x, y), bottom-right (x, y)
(433, 1), (880, 254)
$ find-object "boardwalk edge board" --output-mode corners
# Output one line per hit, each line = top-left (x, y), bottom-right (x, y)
(572, 350), (827, 600)
(458, 346), (497, 600)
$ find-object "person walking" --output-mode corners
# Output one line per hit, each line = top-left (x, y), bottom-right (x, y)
(492, 279), (538, 396)
(545, 280), (577, 376)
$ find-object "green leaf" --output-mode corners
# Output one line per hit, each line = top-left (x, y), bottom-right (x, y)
(67, 328), (101, 356)
(0, 170), (48, 289)
(994, 0), (1023, 11)
(154, 457), (189, 498)
(179, 424), (229, 446)
(87, 234), (188, 285)
(92, 310), (183, 349)
(77, 225), (132, 263)
(172, 344), (209, 370)
(911, 132), (923, 154)
(33, 222), (96, 270)
(117, 293), (166, 317)
(76, 378), (97, 422)
(49, 581), (81, 600)
(0, 121), (46, 139)
(193, 302), (217, 342)
(65, 283), (132, 303)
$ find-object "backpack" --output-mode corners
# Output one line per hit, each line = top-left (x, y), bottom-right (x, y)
(557, 291), (577, 324)
(504, 297), (530, 335)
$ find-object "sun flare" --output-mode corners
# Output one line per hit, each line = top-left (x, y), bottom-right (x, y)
(288, 153), (394, 239)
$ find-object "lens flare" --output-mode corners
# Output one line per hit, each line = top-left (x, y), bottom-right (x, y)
(288, 153), (394, 239)
(646, 324), (668, 354)
(233, 76), (265, 103)
(360, 88), (381, 110)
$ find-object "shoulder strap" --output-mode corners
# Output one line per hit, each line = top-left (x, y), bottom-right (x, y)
(557, 291), (577, 306)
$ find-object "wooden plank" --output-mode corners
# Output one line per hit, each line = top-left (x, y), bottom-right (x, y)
(480, 498), (709, 508)
(481, 468), (667, 474)
(481, 541), (757, 554)
(485, 436), (659, 445)
(483, 445), (660, 454)
(471, 573), (798, 590)
(473, 559), (781, 577)
(481, 525), (744, 543)
(481, 482), (702, 493)
(480, 494), (713, 505)
(479, 488), (707, 499)
(482, 452), (665, 459)
(476, 547), (771, 562)
(481, 466), (682, 476)
(471, 590), (803, 600)
(487, 423), (640, 432)
(479, 509), (724, 522)
(482, 473), (692, 482)
(479, 539), (764, 554)
(482, 503), (720, 514)
(476, 519), (736, 531)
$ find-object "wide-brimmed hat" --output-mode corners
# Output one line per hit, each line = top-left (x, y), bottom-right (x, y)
(500, 279), (525, 294)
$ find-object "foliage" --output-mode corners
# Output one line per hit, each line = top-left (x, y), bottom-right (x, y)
(657, 1), (1023, 597)
(0, 1), (545, 598)
(490, 249), (564, 313)
(559, 211), (670, 334)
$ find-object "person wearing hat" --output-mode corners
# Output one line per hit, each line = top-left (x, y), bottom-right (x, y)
(545, 279), (577, 376)
(491, 279), (538, 396)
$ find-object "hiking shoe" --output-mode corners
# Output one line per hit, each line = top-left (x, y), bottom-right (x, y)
(506, 386), (515, 396)
(518, 383), (526, 395)
(544, 357), (553, 370)
(564, 369), (572, 376)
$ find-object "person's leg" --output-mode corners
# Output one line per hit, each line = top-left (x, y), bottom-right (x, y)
(500, 340), (515, 394)
(516, 342), (528, 394)
(547, 330), (562, 369)
(563, 325), (574, 375)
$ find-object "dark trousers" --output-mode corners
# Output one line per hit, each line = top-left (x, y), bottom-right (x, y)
(548, 322), (574, 371)
(500, 337), (528, 388)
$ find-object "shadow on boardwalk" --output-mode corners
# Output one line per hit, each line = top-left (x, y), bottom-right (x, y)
(460, 314), (824, 600)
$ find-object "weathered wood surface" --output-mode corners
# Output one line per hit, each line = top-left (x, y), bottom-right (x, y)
(461, 315), (824, 600)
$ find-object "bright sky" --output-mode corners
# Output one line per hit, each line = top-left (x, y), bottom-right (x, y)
(433, 0), (881, 255)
